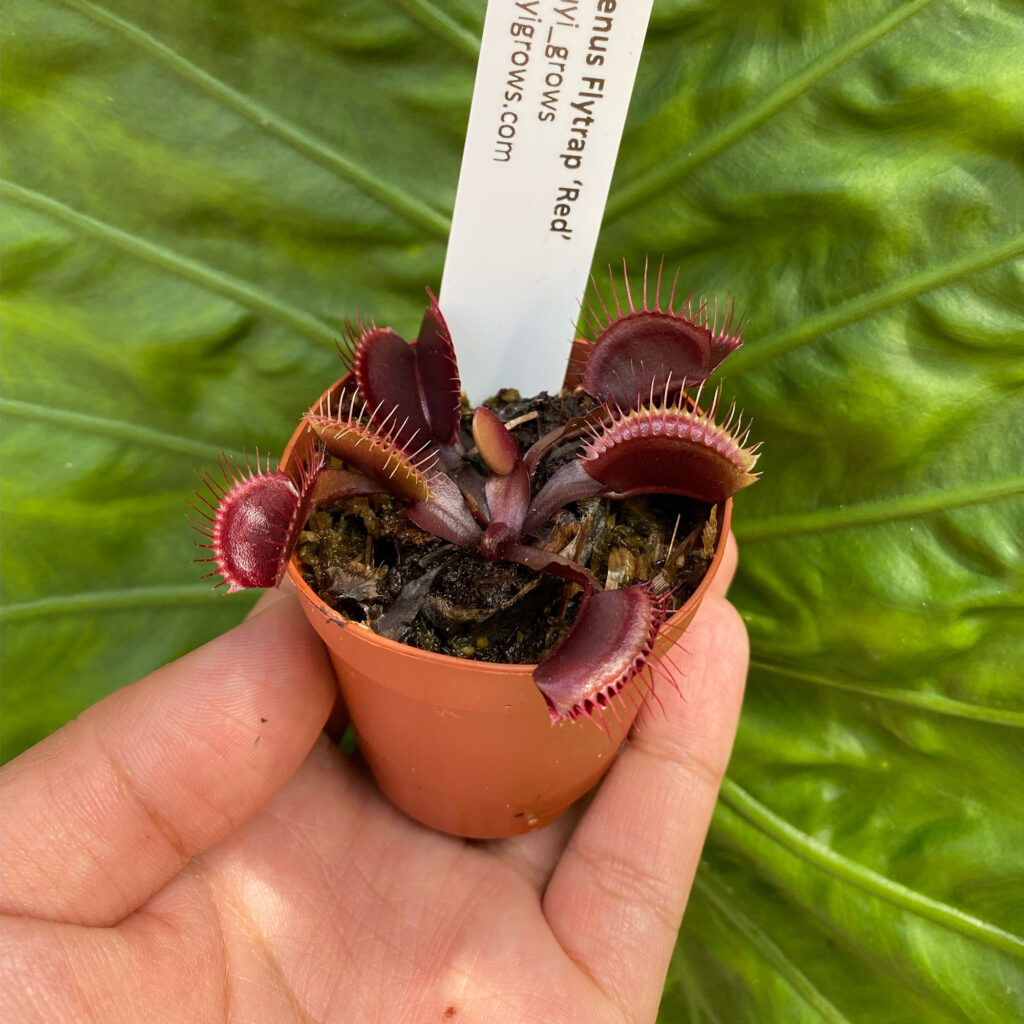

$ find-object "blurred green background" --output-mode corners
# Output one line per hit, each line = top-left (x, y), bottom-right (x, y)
(2, 1), (1022, 1019)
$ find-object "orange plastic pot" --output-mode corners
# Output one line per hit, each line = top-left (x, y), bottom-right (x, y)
(283, 378), (732, 839)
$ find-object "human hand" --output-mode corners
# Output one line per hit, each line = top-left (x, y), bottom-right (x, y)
(2, 535), (748, 1023)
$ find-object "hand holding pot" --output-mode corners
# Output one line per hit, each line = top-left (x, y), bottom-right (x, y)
(1, 537), (747, 1023)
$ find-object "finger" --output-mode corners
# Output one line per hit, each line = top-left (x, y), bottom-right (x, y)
(543, 593), (748, 1021)
(1, 595), (336, 928)
(708, 531), (739, 598)
(245, 586), (289, 619)
(244, 576), (298, 620)
(250, 585), (350, 742)
(0, 912), (216, 1023)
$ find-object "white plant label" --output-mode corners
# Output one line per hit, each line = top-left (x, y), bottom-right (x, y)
(440, 0), (654, 402)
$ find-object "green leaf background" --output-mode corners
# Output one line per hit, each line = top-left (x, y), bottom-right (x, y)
(2, 0), (1022, 1018)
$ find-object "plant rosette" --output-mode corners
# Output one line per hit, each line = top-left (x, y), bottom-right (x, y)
(192, 264), (760, 839)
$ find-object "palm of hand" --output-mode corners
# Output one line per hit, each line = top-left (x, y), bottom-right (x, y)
(2, 539), (746, 1023)
(154, 745), (621, 1023)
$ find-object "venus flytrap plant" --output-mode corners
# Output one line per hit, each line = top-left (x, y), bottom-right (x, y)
(193, 266), (760, 721)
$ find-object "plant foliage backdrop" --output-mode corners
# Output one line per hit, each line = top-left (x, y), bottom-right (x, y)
(2, 0), (1022, 1018)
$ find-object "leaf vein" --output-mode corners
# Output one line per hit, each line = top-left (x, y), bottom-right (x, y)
(716, 778), (1024, 957)
(607, 0), (938, 219)
(391, 0), (479, 59)
(727, 232), (1024, 375)
(749, 659), (1024, 728)
(1, 180), (338, 346)
(0, 585), (230, 622)
(733, 475), (1024, 542)
(695, 873), (853, 1024)
(1, 398), (243, 462)
(59, 0), (451, 238)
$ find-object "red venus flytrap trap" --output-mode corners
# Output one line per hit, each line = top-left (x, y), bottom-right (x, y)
(192, 264), (759, 723)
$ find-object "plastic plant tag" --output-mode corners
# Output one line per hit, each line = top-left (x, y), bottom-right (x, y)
(440, 0), (654, 402)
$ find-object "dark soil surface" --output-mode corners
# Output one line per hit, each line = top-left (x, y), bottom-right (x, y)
(296, 389), (718, 664)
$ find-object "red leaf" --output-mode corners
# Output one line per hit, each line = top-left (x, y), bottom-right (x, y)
(191, 449), (323, 593)
(350, 295), (463, 452)
(416, 292), (462, 446)
(581, 260), (743, 408)
(581, 394), (759, 504)
(472, 406), (520, 476)
(306, 390), (436, 502)
(533, 586), (665, 722)
(353, 325), (433, 451)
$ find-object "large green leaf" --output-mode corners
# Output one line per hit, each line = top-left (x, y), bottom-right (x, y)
(2, 0), (1022, 1018)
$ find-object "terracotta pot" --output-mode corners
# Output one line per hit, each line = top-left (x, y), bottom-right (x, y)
(283, 378), (733, 839)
